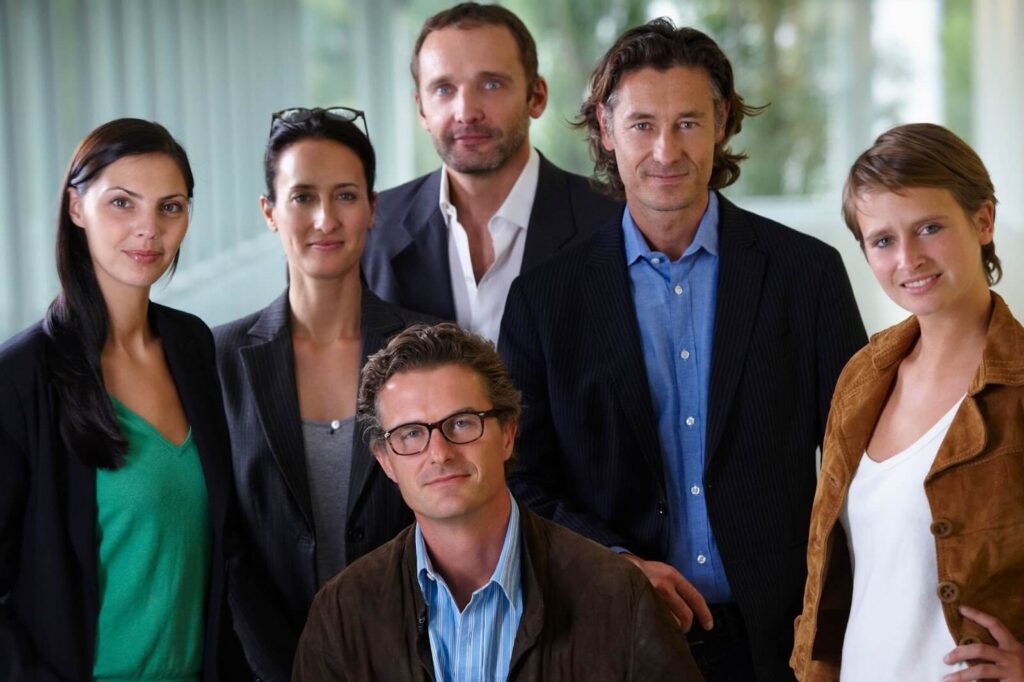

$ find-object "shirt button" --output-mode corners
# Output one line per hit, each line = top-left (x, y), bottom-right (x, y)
(651, 257), (661, 265)
(697, 554), (707, 565)
(330, 419), (341, 430)
(674, 284), (683, 295)
(686, 416), (695, 427)
(680, 349), (690, 360)
(690, 485), (701, 496)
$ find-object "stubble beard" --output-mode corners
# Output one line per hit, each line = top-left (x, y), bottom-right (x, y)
(434, 110), (530, 175)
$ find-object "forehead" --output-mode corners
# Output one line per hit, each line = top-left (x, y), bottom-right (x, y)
(93, 153), (186, 192)
(417, 24), (526, 83)
(611, 65), (717, 116)
(273, 138), (365, 185)
(856, 186), (960, 225)
(377, 364), (489, 423)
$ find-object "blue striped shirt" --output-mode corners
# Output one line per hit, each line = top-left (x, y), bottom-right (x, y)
(415, 495), (523, 682)
(622, 193), (732, 603)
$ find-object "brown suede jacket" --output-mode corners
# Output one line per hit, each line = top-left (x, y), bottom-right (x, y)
(791, 293), (1024, 680)
(293, 500), (701, 681)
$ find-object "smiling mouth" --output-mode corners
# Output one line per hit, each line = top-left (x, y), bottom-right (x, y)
(901, 274), (939, 290)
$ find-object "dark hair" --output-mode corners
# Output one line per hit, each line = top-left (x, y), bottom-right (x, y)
(576, 18), (766, 198)
(842, 123), (1001, 286)
(46, 118), (194, 469)
(411, 2), (539, 90)
(357, 323), (521, 468)
(263, 110), (376, 202)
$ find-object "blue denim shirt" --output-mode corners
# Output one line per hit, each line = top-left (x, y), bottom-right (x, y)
(622, 193), (732, 603)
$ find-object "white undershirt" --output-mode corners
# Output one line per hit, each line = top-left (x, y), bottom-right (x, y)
(440, 147), (539, 345)
(839, 396), (967, 681)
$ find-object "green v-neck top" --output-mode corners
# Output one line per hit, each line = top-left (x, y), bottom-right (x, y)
(92, 397), (211, 682)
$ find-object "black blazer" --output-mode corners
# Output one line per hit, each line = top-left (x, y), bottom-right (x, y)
(213, 288), (432, 682)
(361, 152), (622, 320)
(499, 195), (868, 680)
(0, 305), (240, 681)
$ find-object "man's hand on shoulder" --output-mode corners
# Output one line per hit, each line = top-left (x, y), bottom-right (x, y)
(620, 553), (714, 633)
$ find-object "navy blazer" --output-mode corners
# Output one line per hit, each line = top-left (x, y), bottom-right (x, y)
(0, 304), (240, 681)
(499, 195), (868, 680)
(213, 288), (433, 682)
(361, 152), (622, 320)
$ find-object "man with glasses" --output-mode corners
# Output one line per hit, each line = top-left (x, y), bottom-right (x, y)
(362, 2), (619, 344)
(294, 323), (699, 681)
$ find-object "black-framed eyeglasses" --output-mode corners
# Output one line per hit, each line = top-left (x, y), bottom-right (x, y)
(269, 106), (369, 139)
(383, 409), (505, 456)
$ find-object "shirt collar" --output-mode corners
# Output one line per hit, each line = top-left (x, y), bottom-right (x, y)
(438, 147), (540, 233)
(622, 190), (720, 265)
(415, 491), (523, 609)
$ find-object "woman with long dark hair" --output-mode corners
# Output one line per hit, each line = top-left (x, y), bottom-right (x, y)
(0, 118), (239, 680)
(215, 107), (433, 680)
(792, 124), (1024, 681)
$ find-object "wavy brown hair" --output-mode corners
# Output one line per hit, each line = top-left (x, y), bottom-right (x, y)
(575, 18), (766, 199)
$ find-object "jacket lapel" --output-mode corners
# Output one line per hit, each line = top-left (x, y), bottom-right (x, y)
(239, 292), (314, 526)
(705, 196), (766, 470)
(584, 221), (666, 489)
(521, 153), (575, 270)
(389, 170), (456, 320)
(346, 289), (408, 515)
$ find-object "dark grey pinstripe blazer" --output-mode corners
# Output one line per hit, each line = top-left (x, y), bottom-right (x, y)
(499, 194), (868, 681)
(213, 288), (433, 682)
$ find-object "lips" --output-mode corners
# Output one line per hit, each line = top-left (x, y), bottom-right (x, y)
(449, 126), (497, 145)
(308, 240), (343, 250)
(901, 274), (939, 290)
(424, 472), (470, 486)
(123, 249), (161, 264)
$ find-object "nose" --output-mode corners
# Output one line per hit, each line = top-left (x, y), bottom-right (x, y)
(314, 200), (339, 234)
(453, 88), (483, 124)
(134, 211), (160, 240)
(424, 425), (456, 464)
(650, 126), (681, 163)
(895, 238), (924, 271)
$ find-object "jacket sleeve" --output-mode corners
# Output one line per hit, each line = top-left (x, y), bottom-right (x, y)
(813, 248), (867, 445)
(500, 279), (631, 549)
(0, 375), (63, 681)
(628, 574), (702, 680)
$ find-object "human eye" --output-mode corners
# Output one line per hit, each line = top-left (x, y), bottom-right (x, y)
(920, 223), (941, 235)
(483, 80), (502, 91)
(394, 424), (426, 443)
(680, 120), (698, 130)
(162, 201), (185, 214)
(337, 191), (358, 202)
(290, 192), (312, 204)
(448, 413), (481, 433)
(631, 121), (652, 132)
(870, 235), (892, 249)
(110, 196), (131, 209)
(434, 84), (453, 97)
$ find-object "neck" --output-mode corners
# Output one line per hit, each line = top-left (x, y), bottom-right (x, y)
(446, 142), (531, 226)
(418, 492), (513, 610)
(288, 270), (362, 344)
(629, 190), (710, 261)
(914, 289), (993, 370)
(100, 281), (154, 354)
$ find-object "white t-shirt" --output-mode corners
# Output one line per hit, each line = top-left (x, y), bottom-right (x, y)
(439, 148), (539, 345)
(838, 396), (968, 681)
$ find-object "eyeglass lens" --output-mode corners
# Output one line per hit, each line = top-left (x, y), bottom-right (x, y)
(389, 413), (485, 455)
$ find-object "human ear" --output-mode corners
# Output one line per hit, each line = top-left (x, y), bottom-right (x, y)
(67, 187), (86, 228)
(259, 195), (277, 232)
(598, 104), (615, 153)
(973, 200), (995, 245)
(372, 444), (397, 482)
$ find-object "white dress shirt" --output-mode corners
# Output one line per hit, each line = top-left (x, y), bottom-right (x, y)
(439, 147), (539, 344)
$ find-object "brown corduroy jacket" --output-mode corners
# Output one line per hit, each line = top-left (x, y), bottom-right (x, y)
(293, 500), (701, 681)
(791, 293), (1024, 680)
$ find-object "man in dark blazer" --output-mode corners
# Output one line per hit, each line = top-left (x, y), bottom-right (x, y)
(499, 21), (867, 681)
(362, 2), (619, 342)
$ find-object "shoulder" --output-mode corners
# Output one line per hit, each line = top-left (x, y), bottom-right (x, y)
(375, 170), (440, 216)
(364, 288), (442, 328)
(316, 526), (413, 612)
(538, 154), (623, 223)
(212, 308), (263, 352)
(0, 321), (50, 375)
(720, 195), (842, 260)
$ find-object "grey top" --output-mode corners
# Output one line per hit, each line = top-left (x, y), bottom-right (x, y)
(301, 415), (356, 587)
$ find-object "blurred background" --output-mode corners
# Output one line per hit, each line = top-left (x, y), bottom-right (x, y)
(1, 0), (1021, 339)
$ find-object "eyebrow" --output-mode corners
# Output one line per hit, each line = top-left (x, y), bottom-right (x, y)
(385, 405), (481, 429)
(104, 186), (187, 201)
(287, 182), (361, 191)
(623, 109), (708, 121)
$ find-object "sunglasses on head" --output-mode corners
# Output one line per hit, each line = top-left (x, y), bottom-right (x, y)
(269, 106), (368, 138)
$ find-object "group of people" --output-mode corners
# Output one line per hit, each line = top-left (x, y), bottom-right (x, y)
(1, 2), (1021, 681)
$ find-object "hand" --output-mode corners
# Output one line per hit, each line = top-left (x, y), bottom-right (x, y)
(621, 553), (713, 632)
(943, 606), (1024, 681)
